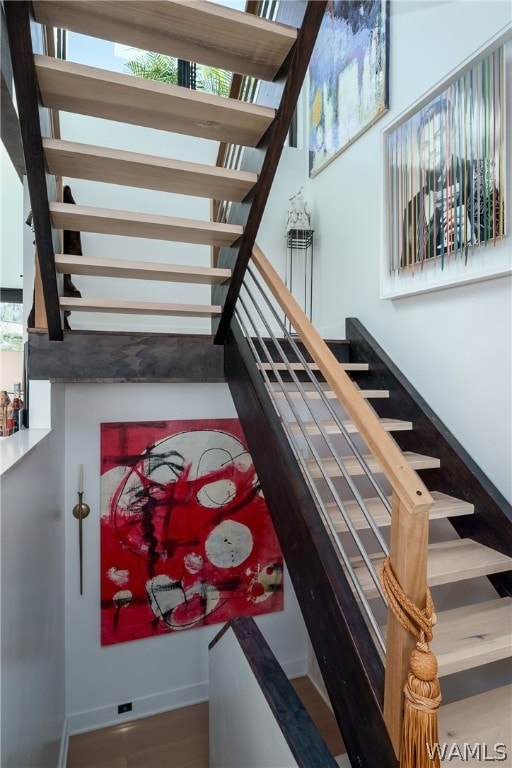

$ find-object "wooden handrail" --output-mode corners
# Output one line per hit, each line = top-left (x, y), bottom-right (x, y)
(251, 244), (433, 515)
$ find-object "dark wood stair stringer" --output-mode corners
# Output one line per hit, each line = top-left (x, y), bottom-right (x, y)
(4, 0), (62, 340)
(210, 616), (339, 767)
(224, 318), (398, 768)
(346, 317), (512, 597)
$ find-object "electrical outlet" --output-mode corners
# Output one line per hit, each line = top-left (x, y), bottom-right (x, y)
(117, 702), (132, 715)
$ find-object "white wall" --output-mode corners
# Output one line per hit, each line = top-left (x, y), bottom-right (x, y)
(0, 145), (23, 291)
(0, 351), (23, 392)
(209, 625), (300, 768)
(58, 114), (221, 335)
(58, 110), (308, 339)
(294, 1), (511, 501)
(0, 385), (66, 767)
(64, 382), (307, 733)
(12, 3), (509, 748)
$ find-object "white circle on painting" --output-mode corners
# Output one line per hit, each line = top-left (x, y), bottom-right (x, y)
(197, 479), (237, 508)
(205, 521), (253, 568)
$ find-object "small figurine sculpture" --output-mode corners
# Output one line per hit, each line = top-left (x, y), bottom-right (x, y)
(286, 187), (311, 231)
(9, 384), (23, 434)
(0, 391), (10, 437)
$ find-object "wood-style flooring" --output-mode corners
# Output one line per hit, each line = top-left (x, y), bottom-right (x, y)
(66, 676), (344, 768)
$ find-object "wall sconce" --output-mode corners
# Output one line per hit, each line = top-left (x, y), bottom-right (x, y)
(72, 465), (90, 595)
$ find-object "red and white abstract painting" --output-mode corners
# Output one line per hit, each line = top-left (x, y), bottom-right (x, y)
(100, 419), (283, 645)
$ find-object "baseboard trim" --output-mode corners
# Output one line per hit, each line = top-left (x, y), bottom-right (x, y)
(67, 681), (208, 735)
(66, 656), (306, 736)
(283, 656), (308, 680)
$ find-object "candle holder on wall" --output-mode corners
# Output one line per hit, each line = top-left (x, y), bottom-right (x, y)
(72, 465), (90, 596)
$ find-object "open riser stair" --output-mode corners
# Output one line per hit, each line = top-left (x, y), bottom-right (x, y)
(224, 267), (511, 766)
(6, 0), (511, 765)
(6, 0), (325, 338)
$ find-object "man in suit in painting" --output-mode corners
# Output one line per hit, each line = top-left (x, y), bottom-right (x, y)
(401, 97), (501, 268)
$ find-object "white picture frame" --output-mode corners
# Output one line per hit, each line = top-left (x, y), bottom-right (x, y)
(380, 29), (511, 300)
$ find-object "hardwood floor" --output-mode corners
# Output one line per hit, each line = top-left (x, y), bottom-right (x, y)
(290, 677), (345, 757)
(67, 701), (209, 768)
(66, 676), (344, 768)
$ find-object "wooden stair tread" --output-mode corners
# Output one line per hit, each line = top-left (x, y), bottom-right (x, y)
(353, 539), (512, 599)
(433, 597), (512, 677)
(32, 1), (297, 82)
(438, 685), (511, 763)
(352, 387), (389, 399)
(35, 55), (275, 146)
(259, 362), (369, 372)
(55, 255), (231, 285)
(288, 417), (412, 435)
(327, 491), (474, 533)
(306, 451), (441, 479)
(269, 386), (389, 400)
(59, 298), (221, 317)
(49, 202), (242, 247)
(43, 138), (257, 201)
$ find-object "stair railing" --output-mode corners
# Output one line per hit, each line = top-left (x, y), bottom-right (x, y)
(235, 278), (387, 652)
(211, 0), (327, 343)
(239, 243), (434, 756)
(209, 616), (339, 767)
(211, 0), (278, 242)
(211, 1), (265, 239)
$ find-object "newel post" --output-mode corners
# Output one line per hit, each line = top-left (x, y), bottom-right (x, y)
(383, 490), (430, 755)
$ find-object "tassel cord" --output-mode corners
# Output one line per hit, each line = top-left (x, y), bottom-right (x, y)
(380, 556), (436, 646)
(380, 556), (442, 768)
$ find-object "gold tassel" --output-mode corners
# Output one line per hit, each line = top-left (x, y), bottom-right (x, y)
(379, 557), (442, 768)
(400, 645), (442, 768)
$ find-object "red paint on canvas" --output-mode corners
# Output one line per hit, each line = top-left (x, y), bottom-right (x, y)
(100, 419), (283, 645)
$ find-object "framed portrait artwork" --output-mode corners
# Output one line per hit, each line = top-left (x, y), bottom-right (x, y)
(309, 0), (390, 177)
(100, 419), (284, 645)
(382, 39), (508, 299)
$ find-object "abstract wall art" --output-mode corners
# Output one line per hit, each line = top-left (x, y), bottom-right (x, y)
(100, 419), (283, 645)
(309, 0), (389, 176)
(387, 47), (505, 275)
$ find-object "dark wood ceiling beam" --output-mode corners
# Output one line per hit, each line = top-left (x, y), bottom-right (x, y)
(27, 330), (224, 382)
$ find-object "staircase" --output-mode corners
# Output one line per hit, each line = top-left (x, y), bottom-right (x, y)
(224, 247), (512, 766)
(274, 366), (512, 762)
(6, 0), (325, 341)
(5, 1), (512, 766)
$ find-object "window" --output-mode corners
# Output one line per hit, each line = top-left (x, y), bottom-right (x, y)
(0, 298), (23, 351)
